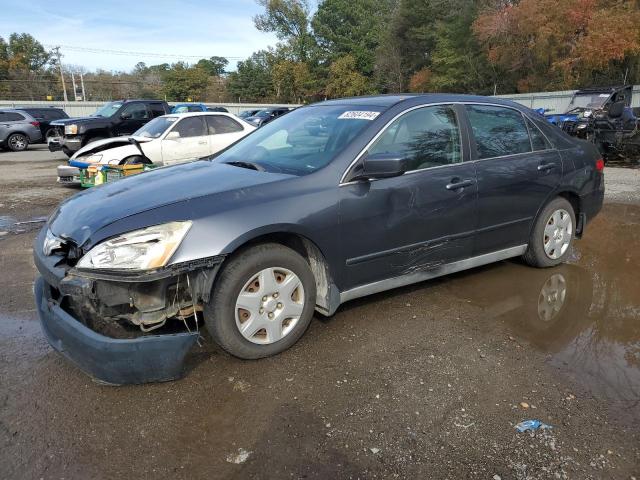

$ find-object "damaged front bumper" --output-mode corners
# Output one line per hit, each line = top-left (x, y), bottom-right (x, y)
(35, 276), (199, 385)
(33, 228), (223, 385)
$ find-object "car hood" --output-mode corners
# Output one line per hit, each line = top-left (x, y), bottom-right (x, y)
(48, 161), (295, 245)
(71, 136), (153, 159)
(49, 116), (107, 126)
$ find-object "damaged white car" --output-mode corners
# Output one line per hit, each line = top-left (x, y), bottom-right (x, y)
(57, 112), (256, 185)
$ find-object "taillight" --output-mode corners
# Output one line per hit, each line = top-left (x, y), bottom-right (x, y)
(30, 121), (40, 127)
(595, 158), (604, 172)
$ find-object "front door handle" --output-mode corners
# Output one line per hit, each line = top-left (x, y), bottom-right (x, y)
(198, 141), (208, 145)
(445, 178), (476, 191)
(537, 163), (556, 172)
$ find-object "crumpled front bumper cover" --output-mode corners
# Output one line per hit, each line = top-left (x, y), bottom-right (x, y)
(34, 276), (199, 385)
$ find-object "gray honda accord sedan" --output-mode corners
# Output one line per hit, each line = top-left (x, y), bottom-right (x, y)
(33, 94), (604, 384)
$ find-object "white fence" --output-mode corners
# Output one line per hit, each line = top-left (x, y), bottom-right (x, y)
(497, 85), (640, 113)
(3, 86), (640, 116)
(0, 100), (299, 117)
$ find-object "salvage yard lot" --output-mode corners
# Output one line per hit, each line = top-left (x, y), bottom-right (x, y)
(1, 147), (639, 479)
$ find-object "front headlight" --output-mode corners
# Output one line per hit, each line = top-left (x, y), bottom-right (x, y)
(76, 221), (192, 271)
(65, 124), (78, 135)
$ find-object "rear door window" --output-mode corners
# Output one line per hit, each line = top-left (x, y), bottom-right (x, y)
(172, 116), (206, 138)
(368, 104), (462, 170)
(149, 103), (167, 118)
(121, 103), (150, 120)
(5, 112), (26, 121)
(206, 116), (244, 134)
(465, 105), (531, 159)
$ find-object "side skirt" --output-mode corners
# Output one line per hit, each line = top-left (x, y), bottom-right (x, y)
(339, 244), (528, 305)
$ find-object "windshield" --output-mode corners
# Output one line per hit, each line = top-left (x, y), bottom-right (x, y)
(254, 110), (273, 118)
(92, 101), (123, 118)
(567, 93), (610, 111)
(215, 105), (381, 175)
(133, 116), (177, 138)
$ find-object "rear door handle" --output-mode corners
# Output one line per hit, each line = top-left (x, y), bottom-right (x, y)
(445, 178), (476, 191)
(198, 141), (208, 145)
(537, 163), (556, 172)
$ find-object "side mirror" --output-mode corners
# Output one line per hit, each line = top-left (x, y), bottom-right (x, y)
(120, 112), (132, 120)
(353, 152), (410, 181)
(165, 131), (180, 140)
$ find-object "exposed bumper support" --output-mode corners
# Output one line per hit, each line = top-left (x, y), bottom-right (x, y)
(35, 277), (199, 385)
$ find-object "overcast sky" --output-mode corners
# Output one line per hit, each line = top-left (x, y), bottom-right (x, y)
(0, 0), (280, 72)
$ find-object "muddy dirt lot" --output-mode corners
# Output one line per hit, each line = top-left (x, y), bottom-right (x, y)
(1, 147), (639, 479)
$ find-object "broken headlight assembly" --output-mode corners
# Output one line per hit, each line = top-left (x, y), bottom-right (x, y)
(76, 221), (192, 271)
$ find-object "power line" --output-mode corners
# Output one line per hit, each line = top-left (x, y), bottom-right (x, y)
(44, 44), (244, 61)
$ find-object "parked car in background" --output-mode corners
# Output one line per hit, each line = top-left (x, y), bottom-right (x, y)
(34, 94), (604, 384)
(238, 108), (264, 119)
(13, 107), (69, 143)
(171, 103), (229, 114)
(48, 99), (171, 157)
(244, 107), (291, 127)
(0, 109), (43, 151)
(57, 112), (255, 185)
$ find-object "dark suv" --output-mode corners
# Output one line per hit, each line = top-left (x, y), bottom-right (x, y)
(48, 99), (171, 157)
(16, 107), (69, 142)
(0, 109), (43, 151)
(33, 94), (604, 384)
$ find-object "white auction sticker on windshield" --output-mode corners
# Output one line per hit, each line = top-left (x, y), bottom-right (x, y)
(599, 94), (610, 97)
(338, 111), (380, 120)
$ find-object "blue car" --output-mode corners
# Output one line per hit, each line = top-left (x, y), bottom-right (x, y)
(171, 103), (228, 113)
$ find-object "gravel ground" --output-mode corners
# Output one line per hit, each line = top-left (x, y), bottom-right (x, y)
(0, 146), (639, 479)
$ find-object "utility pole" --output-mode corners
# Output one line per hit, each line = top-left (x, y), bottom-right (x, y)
(80, 72), (86, 101)
(53, 46), (68, 102)
(71, 71), (78, 101)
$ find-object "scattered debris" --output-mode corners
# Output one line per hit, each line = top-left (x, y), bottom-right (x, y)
(520, 402), (530, 409)
(226, 448), (251, 464)
(515, 420), (552, 433)
(370, 447), (380, 454)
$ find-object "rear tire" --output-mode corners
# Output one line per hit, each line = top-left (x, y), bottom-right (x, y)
(204, 243), (316, 359)
(523, 197), (576, 268)
(7, 133), (29, 152)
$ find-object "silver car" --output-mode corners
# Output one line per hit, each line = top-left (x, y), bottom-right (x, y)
(0, 109), (43, 151)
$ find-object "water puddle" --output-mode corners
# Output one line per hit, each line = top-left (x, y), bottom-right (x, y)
(0, 214), (47, 237)
(444, 203), (640, 421)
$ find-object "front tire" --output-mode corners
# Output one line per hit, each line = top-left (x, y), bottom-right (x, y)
(205, 243), (316, 359)
(523, 197), (576, 268)
(7, 133), (29, 152)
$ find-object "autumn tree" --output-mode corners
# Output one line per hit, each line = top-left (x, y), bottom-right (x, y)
(272, 60), (311, 102)
(325, 55), (369, 97)
(473, 0), (640, 91)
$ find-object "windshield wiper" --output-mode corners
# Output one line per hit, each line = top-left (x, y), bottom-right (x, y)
(224, 161), (265, 172)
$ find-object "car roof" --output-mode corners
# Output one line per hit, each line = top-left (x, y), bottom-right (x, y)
(0, 109), (35, 117)
(163, 111), (236, 118)
(313, 93), (526, 110)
